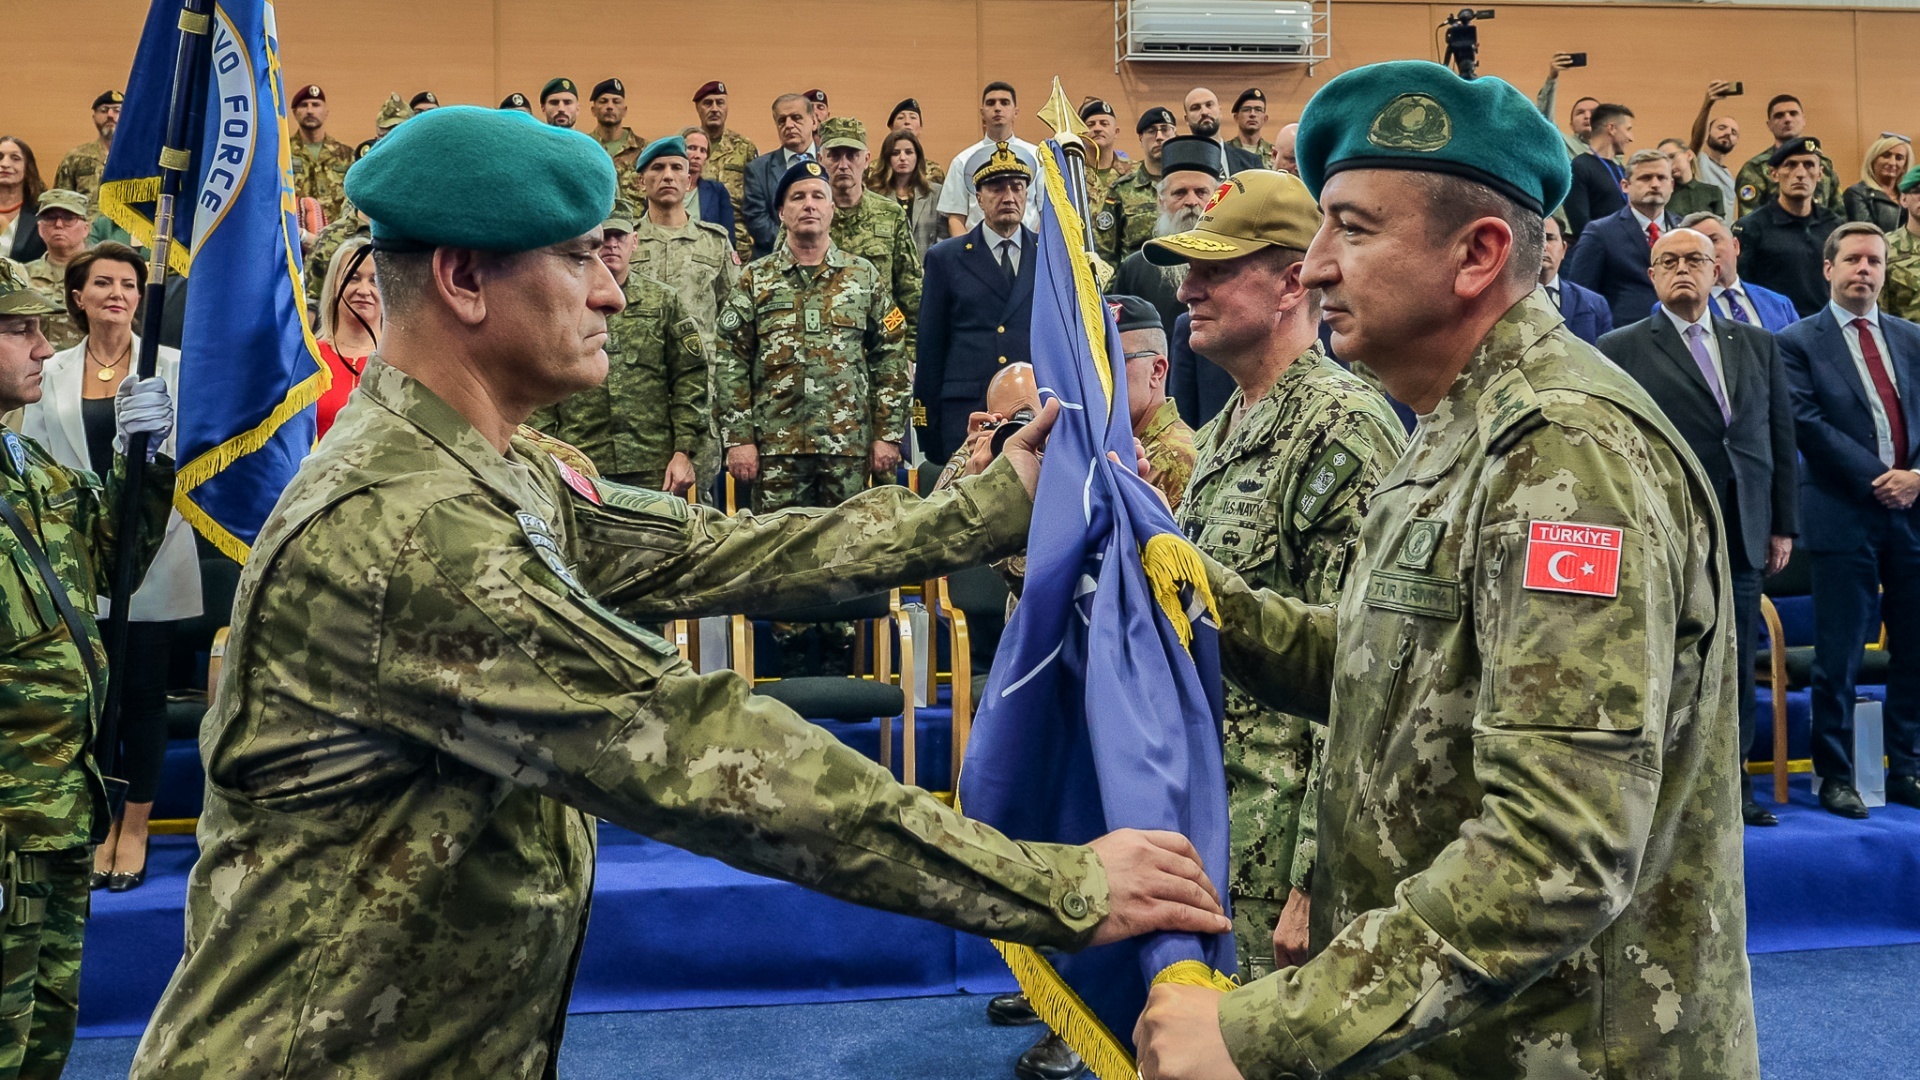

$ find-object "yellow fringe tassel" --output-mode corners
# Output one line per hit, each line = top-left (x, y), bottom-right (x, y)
(1151, 958), (1240, 992)
(994, 942), (1139, 1080)
(1141, 532), (1221, 651)
(1037, 147), (1115, 414)
(96, 178), (195, 279)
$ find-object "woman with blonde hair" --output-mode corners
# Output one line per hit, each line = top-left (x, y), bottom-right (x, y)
(866, 128), (944, 260)
(1844, 134), (1910, 231)
(313, 236), (380, 439)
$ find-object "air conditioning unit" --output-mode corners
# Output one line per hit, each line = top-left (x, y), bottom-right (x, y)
(1119, 0), (1322, 62)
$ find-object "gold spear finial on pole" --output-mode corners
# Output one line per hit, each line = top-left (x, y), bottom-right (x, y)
(1037, 76), (1092, 157)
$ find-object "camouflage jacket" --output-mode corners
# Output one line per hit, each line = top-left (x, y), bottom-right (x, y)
(1140, 398), (1196, 511)
(1086, 155), (1136, 219)
(52, 139), (108, 213)
(526, 271), (708, 484)
(304, 213), (370, 318)
(1733, 146), (1842, 218)
(712, 244), (909, 455)
(1093, 166), (1160, 264)
(1200, 291), (1757, 1079)
(290, 134), (357, 226)
(0, 430), (170, 852)
(1229, 137), (1276, 170)
(707, 129), (759, 255)
(22, 257), (82, 351)
(1883, 225), (1920, 323)
(593, 126), (646, 207)
(631, 215), (739, 335)
(128, 360), (1110, 1079)
(1175, 345), (1405, 903)
(830, 190), (923, 355)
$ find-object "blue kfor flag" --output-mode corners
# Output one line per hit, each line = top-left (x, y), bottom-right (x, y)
(956, 141), (1234, 1078)
(99, 0), (321, 562)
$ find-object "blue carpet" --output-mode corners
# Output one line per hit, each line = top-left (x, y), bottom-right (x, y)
(60, 944), (1920, 1079)
(1744, 776), (1920, 953)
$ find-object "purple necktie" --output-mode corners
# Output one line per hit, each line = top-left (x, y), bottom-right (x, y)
(1685, 323), (1732, 423)
(1722, 289), (1753, 325)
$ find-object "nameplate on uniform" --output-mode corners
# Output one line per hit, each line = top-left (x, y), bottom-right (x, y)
(1363, 570), (1459, 619)
(1522, 520), (1622, 598)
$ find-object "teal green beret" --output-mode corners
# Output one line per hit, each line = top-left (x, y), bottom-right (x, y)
(345, 106), (615, 254)
(1900, 165), (1920, 194)
(636, 136), (688, 173)
(1297, 60), (1571, 216)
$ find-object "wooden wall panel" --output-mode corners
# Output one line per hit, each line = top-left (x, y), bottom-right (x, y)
(0, 0), (1912, 201)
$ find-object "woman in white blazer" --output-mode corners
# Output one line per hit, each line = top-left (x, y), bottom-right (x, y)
(20, 242), (200, 891)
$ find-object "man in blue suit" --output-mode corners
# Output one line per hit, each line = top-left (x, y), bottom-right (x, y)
(914, 143), (1037, 462)
(742, 93), (818, 259)
(1566, 149), (1680, 329)
(1541, 213), (1611, 344)
(1779, 221), (1920, 818)
(1683, 212), (1799, 331)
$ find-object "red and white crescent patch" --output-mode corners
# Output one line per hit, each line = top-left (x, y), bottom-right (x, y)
(1522, 520), (1621, 598)
(551, 455), (602, 505)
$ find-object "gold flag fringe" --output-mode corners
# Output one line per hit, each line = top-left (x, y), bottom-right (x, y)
(1141, 532), (1221, 651)
(994, 941), (1139, 1080)
(96, 177), (195, 278)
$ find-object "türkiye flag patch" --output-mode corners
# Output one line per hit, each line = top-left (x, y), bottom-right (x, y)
(1522, 520), (1622, 598)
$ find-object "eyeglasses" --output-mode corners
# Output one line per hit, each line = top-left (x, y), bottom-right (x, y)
(1652, 254), (1715, 271)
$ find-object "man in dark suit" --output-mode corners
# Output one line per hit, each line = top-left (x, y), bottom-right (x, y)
(1566, 149), (1681, 329)
(1678, 212), (1800, 332)
(1779, 221), (1920, 818)
(1563, 102), (1632, 242)
(1540, 213), (1611, 344)
(1600, 227), (1798, 826)
(741, 93), (817, 259)
(914, 144), (1037, 462)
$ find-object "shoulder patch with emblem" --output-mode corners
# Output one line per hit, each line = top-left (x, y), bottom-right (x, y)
(597, 480), (689, 520)
(1096, 210), (1115, 231)
(1477, 367), (1543, 453)
(2, 430), (26, 476)
(1738, 184), (1756, 203)
(882, 306), (906, 336)
(517, 510), (679, 656)
(1522, 520), (1622, 598)
(719, 305), (743, 331)
(551, 455), (603, 505)
(1292, 439), (1362, 526)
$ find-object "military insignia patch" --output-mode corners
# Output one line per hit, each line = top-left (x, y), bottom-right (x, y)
(551, 455), (603, 505)
(1367, 93), (1452, 153)
(3, 431), (26, 476)
(517, 512), (586, 592)
(1397, 520), (1445, 570)
(1739, 184), (1756, 203)
(1522, 520), (1622, 598)
(882, 306), (906, 335)
(805, 307), (823, 333)
(1293, 440), (1361, 526)
(1096, 210), (1115, 231)
(719, 306), (742, 331)
(1202, 178), (1238, 215)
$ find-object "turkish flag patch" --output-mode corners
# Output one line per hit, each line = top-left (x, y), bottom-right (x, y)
(551, 455), (603, 505)
(1522, 520), (1622, 598)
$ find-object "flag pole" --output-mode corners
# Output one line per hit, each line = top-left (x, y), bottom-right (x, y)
(98, 0), (214, 792)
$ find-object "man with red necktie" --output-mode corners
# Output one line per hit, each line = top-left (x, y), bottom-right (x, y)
(1779, 221), (1920, 818)
(1565, 148), (1681, 328)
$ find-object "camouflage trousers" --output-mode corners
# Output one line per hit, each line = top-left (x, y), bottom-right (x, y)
(1231, 895), (1284, 984)
(0, 846), (89, 1080)
(755, 455), (876, 675)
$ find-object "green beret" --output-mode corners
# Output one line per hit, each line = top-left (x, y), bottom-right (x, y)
(1297, 60), (1571, 216)
(636, 136), (688, 173)
(541, 77), (577, 103)
(1900, 165), (1920, 194)
(346, 106), (615, 254)
(774, 158), (828, 206)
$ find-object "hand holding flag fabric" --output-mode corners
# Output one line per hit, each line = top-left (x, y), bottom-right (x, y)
(1085, 830), (1231, 946)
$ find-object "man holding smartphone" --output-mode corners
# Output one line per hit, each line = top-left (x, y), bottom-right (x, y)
(1533, 52), (1594, 160)
(1691, 80), (1744, 214)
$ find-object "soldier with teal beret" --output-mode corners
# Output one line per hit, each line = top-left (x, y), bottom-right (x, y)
(1133, 61), (1759, 1080)
(52, 90), (121, 215)
(0, 259), (174, 1080)
(1879, 164), (1920, 322)
(127, 106), (1229, 1080)
(1144, 169), (1407, 987)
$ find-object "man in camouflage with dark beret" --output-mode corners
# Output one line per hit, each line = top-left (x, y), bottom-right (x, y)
(53, 90), (121, 215)
(287, 84), (355, 225)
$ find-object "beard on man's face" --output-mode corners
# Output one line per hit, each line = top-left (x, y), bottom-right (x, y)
(1155, 204), (1203, 239)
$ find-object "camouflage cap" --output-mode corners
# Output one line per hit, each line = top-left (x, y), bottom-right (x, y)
(0, 257), (63, 316)
(602, 197), (638, 235)
(375, 92), (413, 130)
(36, 189), (88, 219)
(818, 117), (867, 152)
(1144, 169), (1322, 266)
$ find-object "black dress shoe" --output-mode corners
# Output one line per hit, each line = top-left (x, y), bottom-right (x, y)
(1014, 1033), (1084, 1080)
(986, 992), (1041, 1026)
(88, 871), (110, 891)
(1819, 781), (1870, 819)
(1742, 799), (1779, 827)
(1887, 774), (1920, 809)
(108, 838), (149, 892)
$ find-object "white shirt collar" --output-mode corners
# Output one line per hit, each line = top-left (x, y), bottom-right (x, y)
(985, 225), (1023, 247)
(1542, 274), (1561, 289)
(1829, 300), (1881, 332)
(1630, 207), (1661, 232)
(1663, 304), (1712, 338)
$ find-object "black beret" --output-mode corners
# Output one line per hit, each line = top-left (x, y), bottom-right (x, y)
(1769, 136), (1824, 169)
(774, 157), (828, 206)
(592, 78), (625, 100)
(1233, 88), (1266, 113)
(1106, 294), (1164, 335)
(1137, 107), (1176, 135)
(1160, 135), (1224, 180)
(500, 92), (530, 110)
(409, 91), (438, 110)
(93, 89), (125, 110)
(1079, 99), (1116, 122)
(889, 98), (922, 126)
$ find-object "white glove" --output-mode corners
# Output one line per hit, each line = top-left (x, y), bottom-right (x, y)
(114, 375), (174, 460)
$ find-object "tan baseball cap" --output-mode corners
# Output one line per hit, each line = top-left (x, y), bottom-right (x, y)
(36, 189), (88, 219)
(1143, 168), (1322, 266)
(0, 258), (63, 316)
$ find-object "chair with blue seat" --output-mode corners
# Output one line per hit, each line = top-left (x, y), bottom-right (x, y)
(1758, 550), (1890, 802)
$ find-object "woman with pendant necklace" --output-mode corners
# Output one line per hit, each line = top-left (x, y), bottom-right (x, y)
(20, 242), (200, 892)
(0, 136), (49, 262)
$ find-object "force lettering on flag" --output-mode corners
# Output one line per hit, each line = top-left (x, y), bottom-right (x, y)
(1522, 520), (1622, 598)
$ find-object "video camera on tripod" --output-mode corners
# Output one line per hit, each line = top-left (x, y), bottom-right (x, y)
(1441, 8), (1497, 80)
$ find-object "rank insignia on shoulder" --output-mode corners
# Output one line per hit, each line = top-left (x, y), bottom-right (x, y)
(551, 455), (602, 505)
(882, 306), (906, 335)
(1522, 520), (1622, 598)
(517, 511), (585, 592)
(3, 431), (26, 476)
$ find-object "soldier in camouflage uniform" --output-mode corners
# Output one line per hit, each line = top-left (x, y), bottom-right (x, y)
(129, 107), (1229, 1080)
(0, 266), (172, 1080)
(694, 81), (759, 259)
(528, 200), (707, 494)
(1134, 62), (1759, 1080)
(1079, 99), (1137, 214)
(51, 91), (120, 215)
(1229, 88), (1278, 169)
(886, 99), (947, 185)
(586, 78), (646, 208)
(287, 84), (356, 227)
(1095, 107), (1178, 264)
(1142, 171), (1407, 984)
(632, 139), (739, 333)
(818, 118), (922, 356)
(1107, 296), (1199, 509)
(1881, 165), (1920, 322)
(21, 192), (89, 352)
(1732, 95), (1842, 217)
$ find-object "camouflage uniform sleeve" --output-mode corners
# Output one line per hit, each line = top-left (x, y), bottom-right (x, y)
(1093, 191), (1122, 263)
(1216, 417), (1688, 1080)
(53, 152), (81, 194)
(893, 217), (923, 357)
(1200, 550), (1338, 723)
(866, 265), (910, 446)
(663, 293), (709, 461)
(378, 487), (1106, 950)
(710, 269), (758, 448)
(571, 454), (1033, 620)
